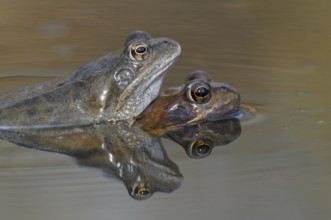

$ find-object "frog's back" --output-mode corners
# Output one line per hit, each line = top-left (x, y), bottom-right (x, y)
(0, 52), (120, 128)
(0, 77), (66, 109)
(0, 52), (119, 109)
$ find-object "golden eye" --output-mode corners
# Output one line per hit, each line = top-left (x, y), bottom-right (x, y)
(188, 82), (212, 104)
(188, 139), (213, 159)
(137, 188), (150, 197)
(133, 182), (152, 200)
(130, 43), (150, 61)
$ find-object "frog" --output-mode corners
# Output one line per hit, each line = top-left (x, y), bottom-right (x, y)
(137, 70), (241, 131)
(0, 121), (182, 200)
(0, 31), (181, 128)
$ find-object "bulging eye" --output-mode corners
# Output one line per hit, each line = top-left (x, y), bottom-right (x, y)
(187, 82), (212, 104)
(187, 139), (213, 159)
(133, 182), (152, 200)
(130, 42), (150, 61)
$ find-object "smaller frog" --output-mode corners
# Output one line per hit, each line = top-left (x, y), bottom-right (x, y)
(137, 71), (241, 130)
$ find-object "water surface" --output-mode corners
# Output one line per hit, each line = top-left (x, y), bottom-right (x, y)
(0, 0), (331, 219)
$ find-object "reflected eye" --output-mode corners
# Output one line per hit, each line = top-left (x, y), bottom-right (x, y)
(137, 188), (150, 197)
(133, 182), (152, 200)
(194, 144), (210, 155)
(187, 139), (213, 159)
(187, 82), (212, 104)
(130, 43), (150, 61)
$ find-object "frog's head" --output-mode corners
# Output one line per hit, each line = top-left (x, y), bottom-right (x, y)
(111, 31), (181, 119)
(158, 71), (241, 126)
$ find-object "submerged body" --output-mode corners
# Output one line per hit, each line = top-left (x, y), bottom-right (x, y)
(0, 31), (181, 128)
(137, 71), (241, 130)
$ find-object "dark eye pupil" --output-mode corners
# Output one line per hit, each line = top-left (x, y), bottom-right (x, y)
(194, 87), (209, 97)
(139, 189), (149, 196)
(136, 46), (146, 54)
(195, 145), (210, 155)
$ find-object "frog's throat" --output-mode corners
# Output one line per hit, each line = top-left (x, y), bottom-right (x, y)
(114, 60), (175, 112)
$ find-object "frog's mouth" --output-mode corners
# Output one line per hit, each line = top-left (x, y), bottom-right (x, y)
(141, 59), (175, 90)
(115, 59), (176, 112)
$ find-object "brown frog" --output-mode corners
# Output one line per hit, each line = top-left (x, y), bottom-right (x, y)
(137, 71), (241, 131)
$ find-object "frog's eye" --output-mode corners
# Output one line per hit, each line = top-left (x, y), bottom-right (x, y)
(187, 139), (213, 159)
(130, 42), (150, 61)
(187, 82), (212, 104)
(132, 182), (153, 200)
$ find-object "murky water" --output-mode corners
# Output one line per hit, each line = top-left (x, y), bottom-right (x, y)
(1, 0), (331, 219)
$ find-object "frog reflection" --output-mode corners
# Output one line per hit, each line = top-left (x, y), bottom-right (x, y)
(0, 31), (181, 128)
(167, 118), (241, 159)
(143, 118), (241, 159)
(0, 123), (182, 200)
(137, 71), (241, 130)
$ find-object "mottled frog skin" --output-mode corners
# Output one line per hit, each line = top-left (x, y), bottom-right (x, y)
(0, 31), (181, 128)
(137, 71), (241, 130)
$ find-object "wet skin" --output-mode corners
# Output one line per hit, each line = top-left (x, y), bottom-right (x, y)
(0, 31), (181, 128)
(137, 71), (241, 130)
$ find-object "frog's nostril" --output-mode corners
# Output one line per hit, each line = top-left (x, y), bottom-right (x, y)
(220, 86), (228, 92)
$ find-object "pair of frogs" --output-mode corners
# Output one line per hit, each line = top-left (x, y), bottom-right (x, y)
(0, 31), (244, 200)
(0, 31), (241, 129)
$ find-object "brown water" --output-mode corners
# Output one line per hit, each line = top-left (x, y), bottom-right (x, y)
(1, 0), (331, 219)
